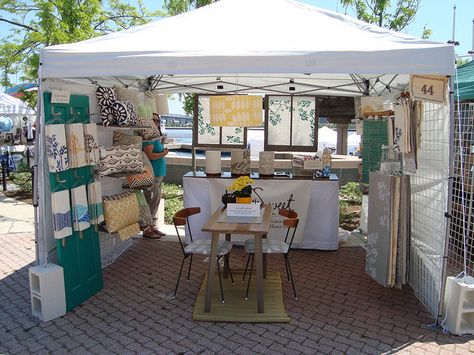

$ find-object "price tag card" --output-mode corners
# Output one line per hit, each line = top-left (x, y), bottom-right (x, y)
(51, 89), (71, 104)
(227, 203), (261, 217)
(409, 75), (447, 104)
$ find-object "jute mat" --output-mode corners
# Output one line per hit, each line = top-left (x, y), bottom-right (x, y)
(193, 270), (290, 323)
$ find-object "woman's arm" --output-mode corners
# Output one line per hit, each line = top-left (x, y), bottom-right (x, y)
(143, 144), (168, 160)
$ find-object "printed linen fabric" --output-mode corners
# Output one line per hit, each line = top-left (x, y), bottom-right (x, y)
(113, 131), (142, 146)
(71, 185), (90, 232)
(95, 143), (144, 176)
(133, 190), (153, 228)
(51, 189), (72, 239)
(45, 124), (69, 173)
(112, 101), (130, 126)
(135, 117), (160, 140)
(87, 181), (104, 225)
(125, 152), (155, 189)
(66, 123), (87, 168)
(114, 86), (140, 109)
(124, 100), (137, 126)
(83, 123), (100, 165)
(117, 222), (140, 241)
(103, 193), (140, 233)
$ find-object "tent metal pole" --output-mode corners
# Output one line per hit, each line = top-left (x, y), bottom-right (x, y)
(436, 74), (455, 325)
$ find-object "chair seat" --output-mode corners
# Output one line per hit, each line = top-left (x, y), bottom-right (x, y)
(244, 239), (289, 254)
(185, 239), (232, 256)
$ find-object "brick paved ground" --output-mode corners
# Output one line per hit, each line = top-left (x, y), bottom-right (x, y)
(1, 232), (473, 354)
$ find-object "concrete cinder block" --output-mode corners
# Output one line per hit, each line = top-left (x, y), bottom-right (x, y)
(444, 276), (474, 335)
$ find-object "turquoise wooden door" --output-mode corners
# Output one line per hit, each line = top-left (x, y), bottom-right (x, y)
(44, 92), (103, 311)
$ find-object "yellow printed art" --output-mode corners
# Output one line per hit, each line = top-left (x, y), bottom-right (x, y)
(209, 95), (262, 127)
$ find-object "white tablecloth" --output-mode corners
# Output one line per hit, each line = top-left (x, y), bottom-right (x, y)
(183, 173), (339, 250)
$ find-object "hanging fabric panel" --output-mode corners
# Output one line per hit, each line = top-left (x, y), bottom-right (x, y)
(66, 123), (87, 168)
(45, 124), (69, 173)
(71, 185), (90, 231)
(51, 189), (72, 239)
(83, 123), (100, 165)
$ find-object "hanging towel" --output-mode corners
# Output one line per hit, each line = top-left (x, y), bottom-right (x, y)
(71, 185), (90, 231)
(66, 123), (87, 168)
(27, 119), (33, 140)
(51, 190), (72, 239)
(393, 106), (405, 153)
(87, 181), (104, 225)
(45, 124), (69, 172)
(83, 123), (100, 165)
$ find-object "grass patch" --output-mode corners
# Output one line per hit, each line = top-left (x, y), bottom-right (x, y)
(162, 182), (184, 224)
(339, 182), (362, 231)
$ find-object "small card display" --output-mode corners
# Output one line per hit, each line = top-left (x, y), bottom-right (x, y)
(227, 203), (261, 217)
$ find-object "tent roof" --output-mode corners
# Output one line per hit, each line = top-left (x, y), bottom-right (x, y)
(0, 92), (35, 116)
(456, 60), (474, 101)
(40, 0), (454, 95)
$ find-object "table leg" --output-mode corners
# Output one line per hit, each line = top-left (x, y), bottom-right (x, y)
(254, 233), (264, 313)
(223, 233), (231, 279)
(263, 233), (267, 279)
(204, 232), (219, 313)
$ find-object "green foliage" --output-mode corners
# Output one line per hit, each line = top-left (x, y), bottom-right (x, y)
(0, 0), (163, 104)
(340, 0), (429, 37)
(162, 182), (183, 224)
(339, 181), (362, 204)
(10, 171), (32, 192)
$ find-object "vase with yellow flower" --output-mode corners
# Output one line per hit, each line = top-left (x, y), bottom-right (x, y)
(228, 176), (254, 204)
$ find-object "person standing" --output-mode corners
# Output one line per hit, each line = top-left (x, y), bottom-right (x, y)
(142, 124), (168, 238)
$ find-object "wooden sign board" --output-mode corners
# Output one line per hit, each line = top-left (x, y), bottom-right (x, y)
(409, 75), (447, 104)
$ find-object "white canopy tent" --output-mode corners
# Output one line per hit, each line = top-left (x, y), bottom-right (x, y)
(37, 0), (455, 320)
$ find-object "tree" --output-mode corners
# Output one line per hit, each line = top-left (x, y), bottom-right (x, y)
(163, 0), (216, 116)
(0, 0), (163, 108)
(340, 0), (430, 38)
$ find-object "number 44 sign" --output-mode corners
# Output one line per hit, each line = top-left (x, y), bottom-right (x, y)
(409, 74), (448, 104)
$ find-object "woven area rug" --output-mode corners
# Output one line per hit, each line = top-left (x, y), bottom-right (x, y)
(193, 270), (290, 323)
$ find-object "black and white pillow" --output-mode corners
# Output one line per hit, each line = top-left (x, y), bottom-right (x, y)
(100, 105), (115, 127)
(123, 100), (137, 126)
(96, 87), (116, 107)
(112, 101), (130, 126)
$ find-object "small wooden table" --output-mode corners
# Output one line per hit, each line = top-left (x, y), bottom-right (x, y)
(201, 204), (272, 313)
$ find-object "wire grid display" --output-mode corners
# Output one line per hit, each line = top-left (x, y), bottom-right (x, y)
(99, 231), (135, 268)
(447, 103), (474, 277)
(410, 100), (450, 318)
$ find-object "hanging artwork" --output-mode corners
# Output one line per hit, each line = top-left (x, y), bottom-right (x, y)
(209, 95), (262, 127)
(45, 124), (69, 173)
(66, 123), (87, 168)
(51, 189), (72, 239)
(83, 123), (100, 165)
(71, 185), (90, 232)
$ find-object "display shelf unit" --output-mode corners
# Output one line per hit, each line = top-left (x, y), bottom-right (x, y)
(29, 264), (66, 322)
(96, 122), (150, 130)
(444, 276), (474, 335)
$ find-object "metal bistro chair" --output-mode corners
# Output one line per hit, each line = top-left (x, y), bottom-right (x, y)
(242, 209), (299, 300)
(173, 207), (234, 302)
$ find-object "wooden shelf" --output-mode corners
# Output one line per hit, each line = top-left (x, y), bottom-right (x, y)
(96, 123), (150, 130)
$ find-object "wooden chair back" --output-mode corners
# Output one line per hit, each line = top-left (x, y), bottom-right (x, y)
(279, 208), (299, 251)
(173, 207), (201, 254)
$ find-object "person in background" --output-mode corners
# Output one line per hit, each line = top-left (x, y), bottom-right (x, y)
(142, 117), (169, 239)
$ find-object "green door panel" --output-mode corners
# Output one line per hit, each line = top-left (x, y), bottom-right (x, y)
(43, 93), (68, 125)
(70, 167), (93, 188)
(56, 234), (82, 311)
(68, 96), (91, 124)
(49, 170), (71, 192)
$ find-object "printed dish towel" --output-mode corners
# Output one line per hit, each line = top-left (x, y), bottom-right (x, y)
(87, 181), (104, 225)
(71, 185), (90, 231)
(45, 124), (69, 172)
(83, 123), (100, 165)
(66, 123), (87, 168)
(51, 189), (72, 239)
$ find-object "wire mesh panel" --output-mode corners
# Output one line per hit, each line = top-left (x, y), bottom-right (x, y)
(410, 100), (450, 317)
(447, 103), (474, 277)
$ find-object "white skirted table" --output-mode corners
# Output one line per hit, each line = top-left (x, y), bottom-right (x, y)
(183, 171), (340, 250)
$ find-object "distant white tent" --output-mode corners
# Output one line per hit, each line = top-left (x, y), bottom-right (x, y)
(0, 92), (34, 116)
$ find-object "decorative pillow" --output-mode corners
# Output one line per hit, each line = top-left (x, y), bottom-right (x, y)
(117, 223), (140, 241)
(136, 117), (161, 140)
(113, 131), (142, 146)
(125, 152), (155, 189)
(123, 100), (137, 126)
(96, 86), (116, 107)
(95, 143), (144, 176)
(99, 105), (115, 127)
(112, 100), (130, 126)
(133, 190), (153, 228)
(103, 193), (140, 233)
(103, 191), (132, 201)
(114, 86), (140, 109)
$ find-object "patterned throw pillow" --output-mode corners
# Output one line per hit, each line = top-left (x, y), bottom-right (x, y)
(123, 100), (137, 126)
(135, 117), (161, 140)
(114, 86), (140, 109)
(125, 152), (155, 189)
(112, 101), (130, 126)
(96, 86), (117, 127)
(95, 143), (144, 176)
(133, 190), (154, 228)
(112, 131), (142, 146)
(103, 193), (140, 233)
